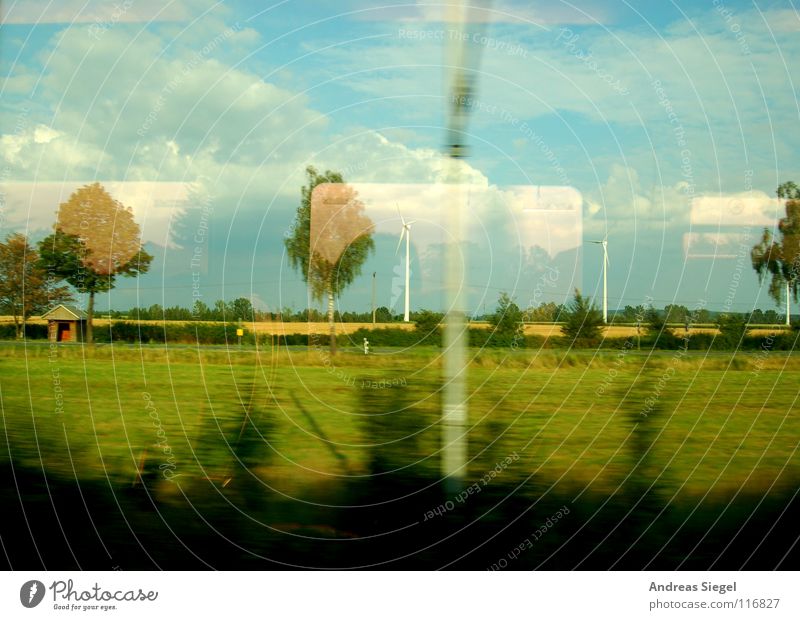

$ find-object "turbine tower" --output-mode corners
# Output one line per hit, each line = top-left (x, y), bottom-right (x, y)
(589, 238), (609, 323)
(396, 206), (416, 322)
(786, 281), (791, 327)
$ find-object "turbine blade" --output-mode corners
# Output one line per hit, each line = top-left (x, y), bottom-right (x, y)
(395, 228), (405, 255)
(396, 203), (405, 226)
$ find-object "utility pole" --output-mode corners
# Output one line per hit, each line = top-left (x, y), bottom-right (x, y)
(372, 272), (376, 325)
(589, 239), (609, 323)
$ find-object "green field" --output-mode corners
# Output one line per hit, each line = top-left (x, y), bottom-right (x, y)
(3, 341), (799, 569)
(2, 342), (798, 507)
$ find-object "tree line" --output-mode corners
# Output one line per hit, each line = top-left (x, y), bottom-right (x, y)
(1, 177), (798, 345)
(0, 183), (151, 341)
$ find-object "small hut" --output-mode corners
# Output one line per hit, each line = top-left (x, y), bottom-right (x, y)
(41, 305), (88, 342)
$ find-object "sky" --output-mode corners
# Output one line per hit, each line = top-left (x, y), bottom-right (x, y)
(1, 0), (799, 317)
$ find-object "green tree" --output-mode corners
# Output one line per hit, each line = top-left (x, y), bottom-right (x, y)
(717, 313), (749, 349)
(764, 309), (779, 324)
(645, 306), (665, 333)
(147, 304), (164, 319)
(525, 301), (559, 322)
(284, 166), (375, 354)
(751, 182), (800, 312)
(38, 183), (153, 343)
(618, 304), (648, 324)
(560, 289), (604, 345)
(0, 233), (73, 338)
(489, 291), (524, 346)
(228, 297), (254, 322)
(192, 300), (211, 320)
(374, 306), (392, 323)
(664, 304), (690, 324)
(212, 300), (227, 320)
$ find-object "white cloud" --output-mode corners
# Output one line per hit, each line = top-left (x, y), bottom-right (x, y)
(1, 0), (191, 24)
(583, 164), (695, 236)
(352, 0), (612, 25)
(311, 181), (581, 260)
(0, 13), (512, 254)
(690, 191), (782, 228)
(0, 123), (104, 172)
(0, 181), (191, 248)
(33, 124), (60, 144)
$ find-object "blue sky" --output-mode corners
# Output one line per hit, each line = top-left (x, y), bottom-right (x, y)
(1, 0), (799, 316)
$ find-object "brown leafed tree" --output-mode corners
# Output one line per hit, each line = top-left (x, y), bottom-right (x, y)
(38, 183), (153, 343)
(0, 233), (73, 338)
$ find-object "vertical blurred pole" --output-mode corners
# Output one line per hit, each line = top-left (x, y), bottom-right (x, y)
(442, 165), (468, 493)
(441, 0), (489, 493)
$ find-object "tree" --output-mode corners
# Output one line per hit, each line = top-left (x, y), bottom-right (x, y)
(664, 304), (690, 324)
(749, 309), (765, 324)
(192, 300), (211, 320)
(284, 166), (375, 354)
(764, 309), (779, 324)
(560, 289), (604, 345)
(717, 313), (749, 349)
(374, 306), (392, 322)
(489, 291), (524, 346)
(751, 182), (800, 311)
(228, 297), (254, 322)
(525, 301), (559, 322)
(38, 183), (153, 343)
(0, 233), (72, 338)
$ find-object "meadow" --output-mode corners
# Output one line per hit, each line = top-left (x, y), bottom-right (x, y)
(1, 341), (798, 569)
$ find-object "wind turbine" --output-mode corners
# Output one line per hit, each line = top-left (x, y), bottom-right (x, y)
(589, 238), (609, 323)
(396, 205), (416, 322)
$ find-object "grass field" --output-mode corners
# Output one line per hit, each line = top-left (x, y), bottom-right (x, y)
(2, 342), (799, 568)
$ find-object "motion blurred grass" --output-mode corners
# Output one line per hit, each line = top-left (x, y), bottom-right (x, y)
(1, 341), (798, 504)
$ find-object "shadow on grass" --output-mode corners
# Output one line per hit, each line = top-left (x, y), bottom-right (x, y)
(1, 458), (798, 569)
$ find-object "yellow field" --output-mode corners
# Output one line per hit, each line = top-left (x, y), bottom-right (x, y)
(0, 315), (785, 338)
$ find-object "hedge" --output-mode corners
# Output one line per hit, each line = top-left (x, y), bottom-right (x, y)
(2, 321), (796, 352)
(0, 323), (49, 340)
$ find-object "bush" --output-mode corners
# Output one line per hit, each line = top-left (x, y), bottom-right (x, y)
(766, 331), (799, 351)
(643, 306), (681, 348)
(351, 328), (420, 347)
(91, 321), (248, 345)
(684, 332), (715, 350)
(413, 309), (443, 346)
(0, 323), (49, 340)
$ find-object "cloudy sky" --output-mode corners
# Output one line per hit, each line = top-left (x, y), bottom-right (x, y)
(1, 0), (798, 316)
